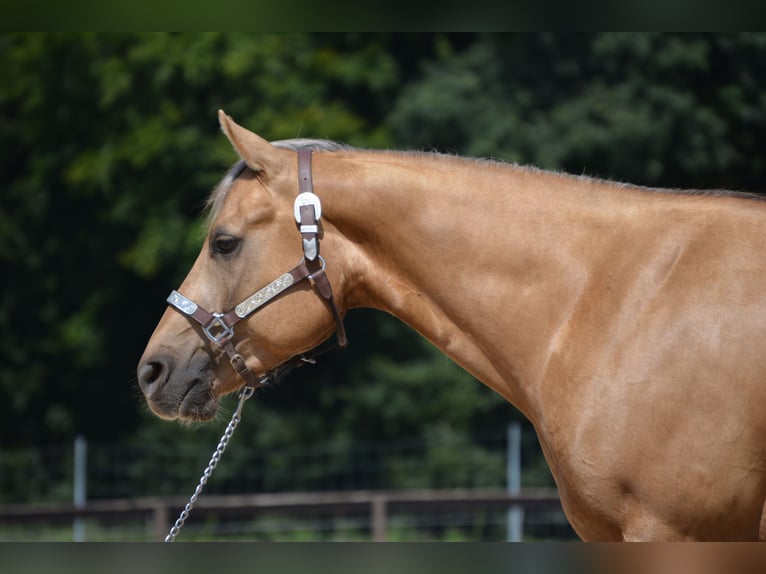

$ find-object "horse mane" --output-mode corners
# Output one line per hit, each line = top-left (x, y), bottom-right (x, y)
(271, 138), (355, 153)
(206, 140), (764, 228)
(632, 183), (765, 202)
(571, 170), (765, 202)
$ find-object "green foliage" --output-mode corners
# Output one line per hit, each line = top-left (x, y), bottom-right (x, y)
(390, 33), (766, 191)
(2, 33), (765, 504)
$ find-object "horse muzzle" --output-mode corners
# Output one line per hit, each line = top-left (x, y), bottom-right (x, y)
(137, 353), (219, 421)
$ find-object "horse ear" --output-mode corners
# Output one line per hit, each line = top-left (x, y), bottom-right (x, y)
(218, 110), (285, 173)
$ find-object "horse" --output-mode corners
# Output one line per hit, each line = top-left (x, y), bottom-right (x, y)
(137, 110), (766, 541)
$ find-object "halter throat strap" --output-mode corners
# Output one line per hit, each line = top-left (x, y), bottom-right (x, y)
(166, 149), (347, 389)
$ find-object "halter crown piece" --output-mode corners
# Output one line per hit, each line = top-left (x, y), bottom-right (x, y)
(166, 149), (347, 391)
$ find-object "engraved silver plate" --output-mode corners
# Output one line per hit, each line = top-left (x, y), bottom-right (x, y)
(167, 290), (198, 315)
(235, 273), (295, 318)
(302, 238), (318, 261)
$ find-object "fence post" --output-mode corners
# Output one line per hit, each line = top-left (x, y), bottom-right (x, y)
(73, 435), (87, 542)
(152, 502), (170, 541)
(371, 495), (387, 541)
(507, 422), (524, 541)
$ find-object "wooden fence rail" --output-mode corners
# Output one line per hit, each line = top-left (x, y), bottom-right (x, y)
(0, 488), (562, 541)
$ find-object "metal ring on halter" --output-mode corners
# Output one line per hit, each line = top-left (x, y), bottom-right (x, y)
(307, 255), (326, 281)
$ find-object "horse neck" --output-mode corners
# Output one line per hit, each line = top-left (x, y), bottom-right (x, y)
(318, 151), (620, 420)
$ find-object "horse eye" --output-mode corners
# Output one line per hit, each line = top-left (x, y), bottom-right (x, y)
(212, 235), (241, 255)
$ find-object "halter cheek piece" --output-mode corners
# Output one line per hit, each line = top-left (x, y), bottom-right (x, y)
(165, 149), (347, 389)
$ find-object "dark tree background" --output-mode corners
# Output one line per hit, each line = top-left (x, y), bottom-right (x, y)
(2, 33), (764, 499)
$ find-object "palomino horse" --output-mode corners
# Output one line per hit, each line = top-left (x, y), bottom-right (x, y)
(138, 111), (766, 541)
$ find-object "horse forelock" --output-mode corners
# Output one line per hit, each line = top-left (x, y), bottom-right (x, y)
(205, 159), (247, 228)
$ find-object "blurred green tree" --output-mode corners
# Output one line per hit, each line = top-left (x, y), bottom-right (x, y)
(389, 33), (766, 191)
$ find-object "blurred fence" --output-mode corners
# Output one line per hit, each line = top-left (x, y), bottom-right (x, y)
(0, 425), (577, 541)
(0, 488), (568, 542)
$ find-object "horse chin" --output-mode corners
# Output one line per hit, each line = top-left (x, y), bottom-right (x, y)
(146, 378), (219, 422)
(177, 380), (219, 422)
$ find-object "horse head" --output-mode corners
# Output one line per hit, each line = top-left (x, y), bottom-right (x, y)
(137, 111), (346, 421)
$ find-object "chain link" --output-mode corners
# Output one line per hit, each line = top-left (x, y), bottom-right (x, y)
(164, 384), (256, 542)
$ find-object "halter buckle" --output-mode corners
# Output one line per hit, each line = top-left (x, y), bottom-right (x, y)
(203, 313), (234, 344)
(294, 192), (322, 223)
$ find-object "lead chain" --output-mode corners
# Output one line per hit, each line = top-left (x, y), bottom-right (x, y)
(164, 384), (256, 542)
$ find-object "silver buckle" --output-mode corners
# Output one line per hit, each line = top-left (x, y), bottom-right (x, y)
(203, 313), (234, 344)
(293, 192), (322, 223)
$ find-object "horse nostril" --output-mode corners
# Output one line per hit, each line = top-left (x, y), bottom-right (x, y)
(137, 356), (173, 394)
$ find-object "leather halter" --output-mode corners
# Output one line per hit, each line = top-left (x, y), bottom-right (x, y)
(166, 149), (347, 390)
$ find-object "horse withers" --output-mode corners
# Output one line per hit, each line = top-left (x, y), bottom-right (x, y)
(138, 111), (766, 540)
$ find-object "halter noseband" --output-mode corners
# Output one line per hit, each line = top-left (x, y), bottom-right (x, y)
(166, 149), (347, 390)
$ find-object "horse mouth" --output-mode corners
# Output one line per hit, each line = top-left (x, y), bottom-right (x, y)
(177, 379), (219, 421)
(146, 378), (219, 422)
